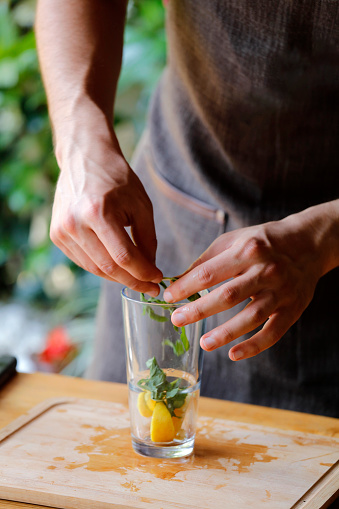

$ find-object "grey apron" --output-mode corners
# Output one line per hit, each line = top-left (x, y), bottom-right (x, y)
(87, 0), (339, 417)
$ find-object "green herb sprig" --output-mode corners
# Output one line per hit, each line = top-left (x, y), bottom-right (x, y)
(137, 357), (187, 416)
(140, 292), (169, 322)
(140, 278), (201, 356)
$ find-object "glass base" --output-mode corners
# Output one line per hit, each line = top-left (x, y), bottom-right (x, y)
(132, 436), (195, 458)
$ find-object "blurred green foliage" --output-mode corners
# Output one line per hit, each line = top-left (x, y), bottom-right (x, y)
(0, 0), (166, 315)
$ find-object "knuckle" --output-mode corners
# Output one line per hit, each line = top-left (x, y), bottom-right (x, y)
(114, 247), (132, 267)
(81, 261), (101, 277)
(220, 284), (239, 306)
(50, 225), (65, 244)
(250, 305), (266, 324)
(62, 215), (77, 235)
(249, 340), (261, 356)
(197, 265), (214, 286)
(91, 266), (103, 277)
(243, 237), (266, 259)
(262, 261), (281, 281)
(98, 261), (117, 277)
(129, 281), (143, 291)
(83, 200), (101, 221)
(190, 303), (204, 322)
(220, 325), (234, 344)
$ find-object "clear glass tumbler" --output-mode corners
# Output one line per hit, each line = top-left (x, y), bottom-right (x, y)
(121, 281), (207, 458)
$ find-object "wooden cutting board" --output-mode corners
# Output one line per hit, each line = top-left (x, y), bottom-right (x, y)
(0, 397), (338, 509)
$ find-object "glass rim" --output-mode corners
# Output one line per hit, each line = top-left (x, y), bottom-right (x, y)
(121, 279), (208, 307)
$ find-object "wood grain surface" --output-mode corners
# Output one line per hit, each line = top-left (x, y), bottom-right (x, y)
(0, 373), (338, 509)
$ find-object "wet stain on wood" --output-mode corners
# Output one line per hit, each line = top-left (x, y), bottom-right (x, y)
(121, 481), (140, 492)
(194, 439), (278, 474)
(64, 424), (278, 479)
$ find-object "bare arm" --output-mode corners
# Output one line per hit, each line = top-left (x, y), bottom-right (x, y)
(36, 0), (162, 294)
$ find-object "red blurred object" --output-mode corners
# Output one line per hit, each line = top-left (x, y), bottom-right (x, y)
(39, 326), (77, 371)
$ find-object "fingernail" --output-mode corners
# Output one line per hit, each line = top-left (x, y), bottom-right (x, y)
(232, 350), (244, 361)
(147, 289), (159, 298)
(172, 312), (186, 326)
(151, 276), (163, 283)
(163, 290), (173, 302)
(202, 336), (216, 350)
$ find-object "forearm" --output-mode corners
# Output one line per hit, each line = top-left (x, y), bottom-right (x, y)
(35, 0), (128, 153)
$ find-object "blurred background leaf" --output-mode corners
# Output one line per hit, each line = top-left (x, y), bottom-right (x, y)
(0, 0), (166, 375)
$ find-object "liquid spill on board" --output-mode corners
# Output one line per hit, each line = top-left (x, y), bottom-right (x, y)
(60, 422), (278, 478)
(1, 399), (338, 506)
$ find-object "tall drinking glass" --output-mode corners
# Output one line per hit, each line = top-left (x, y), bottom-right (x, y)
(122, 281), (207, 458)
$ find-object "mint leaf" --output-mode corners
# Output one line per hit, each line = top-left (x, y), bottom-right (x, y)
(138, 356), (187, 415)
(140, 292), (169, 322)
(174, 339), (185, 356)
(147, 308), (169, 322)
(146, 357), (166, 381)
(187, 293), (201, 302)
(140, 278), (203, 357)
(163, 338), (185, 356)
(180, 327), (189, 351)
(166, 387), (179, 399)
(163, 339), (175, 349)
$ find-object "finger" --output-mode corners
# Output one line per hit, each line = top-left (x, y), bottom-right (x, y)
(56, 236), (124, 282)
(130, 201), (158, 264)
(177, 228), (251, 278)
(81, 230), (163, 297)
(228, 308), (297, 361)
(95, 220), (163, 283)
(68, 229), (161, 293)
(50, 226), (88, 271)
(199, 291), (277, 352)
(171, 273), (262, 327)
(56, 241), (86, 270)
(164, 249), (246, 303)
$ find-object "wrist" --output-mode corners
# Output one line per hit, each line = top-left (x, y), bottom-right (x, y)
(284, 200), (339, 277)
(52, 99), (124, 169)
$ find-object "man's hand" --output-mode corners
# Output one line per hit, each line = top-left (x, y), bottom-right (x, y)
(36, 0), (162, 294)
(51, 132), (163, 295)
(164, 201), (339, 360)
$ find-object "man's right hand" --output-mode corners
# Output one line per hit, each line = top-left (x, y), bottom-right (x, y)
(36, 0), (162, 294)
(50, 131), (163, 295)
